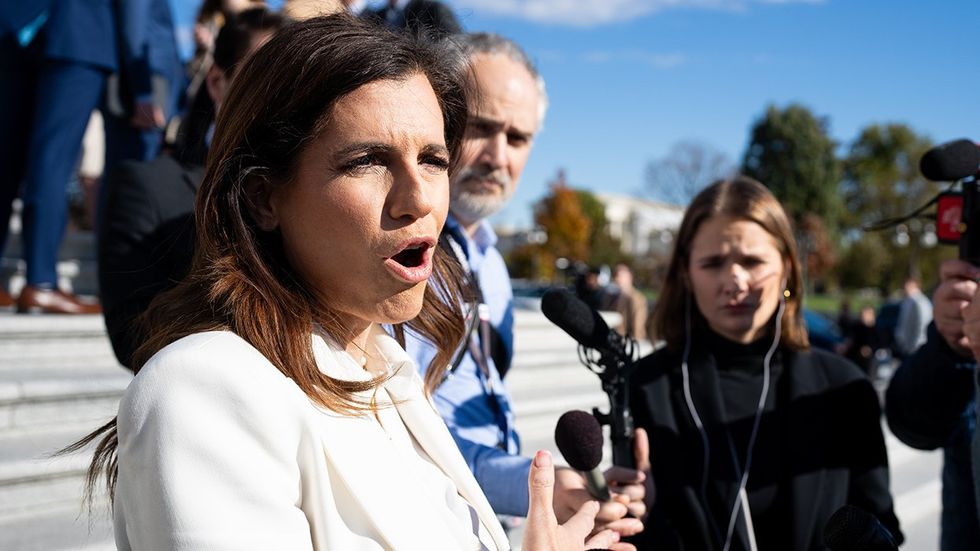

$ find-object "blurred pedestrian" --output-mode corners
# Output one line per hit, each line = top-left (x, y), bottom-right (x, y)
(575, 266), (603, 311)
(894, 275), (933, 357)
(611, 263), (648, 341)
(99, 6), (285, 370)
(844, 305), (879, 378)
(0, 1), (114, 312)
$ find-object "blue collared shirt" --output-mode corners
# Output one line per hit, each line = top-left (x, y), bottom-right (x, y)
(405, 215), (531, 516)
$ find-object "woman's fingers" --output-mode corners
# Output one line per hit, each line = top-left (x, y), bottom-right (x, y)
(633, 428), (651, 472)
(528, 450), (558, 524)
(563, 499), (600, 543)
(583, 528), (620, 549)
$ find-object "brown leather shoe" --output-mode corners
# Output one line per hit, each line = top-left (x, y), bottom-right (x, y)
(0, 288), (13, 308)
(16, 286), (102, 314)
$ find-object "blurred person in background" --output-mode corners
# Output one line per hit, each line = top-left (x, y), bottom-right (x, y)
(843, 304), (879, 378)
(610, 263), (648, 342)
(99, 7), (286, 370)
(186, 0), (262, 103)
(574, 266), (604, 311)
(890, 258), (980, 550)
(0, 0), (186, 313)
(103, 0), (183, 168)
(630, 176), (902, 550)
(361, 0), (404, 28)
(360, 0), (461, 40)
(894, 275), (933, 358)
(0, 0), (114, 313)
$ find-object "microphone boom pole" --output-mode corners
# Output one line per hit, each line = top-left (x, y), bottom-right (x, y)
(542, 289), (639, 468)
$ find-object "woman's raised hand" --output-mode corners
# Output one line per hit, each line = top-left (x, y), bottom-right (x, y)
(523, 450), (625, 551)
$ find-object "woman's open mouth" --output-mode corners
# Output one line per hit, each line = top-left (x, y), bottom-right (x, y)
(384, 239), (434, 284)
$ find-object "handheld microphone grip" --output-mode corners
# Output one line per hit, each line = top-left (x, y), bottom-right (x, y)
(543, 289), (636, 469)
(583, 469), (612, 501)
(555, 410), (612, 501)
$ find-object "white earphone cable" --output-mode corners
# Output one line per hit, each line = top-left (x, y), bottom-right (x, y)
(681, 290), (786, 551)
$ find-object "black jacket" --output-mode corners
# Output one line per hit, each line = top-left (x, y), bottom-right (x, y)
(885, 322), (976, 450)
(98, 155), (201, 369)
(629, 342), (902, 550)
(885, 322), (980, 550)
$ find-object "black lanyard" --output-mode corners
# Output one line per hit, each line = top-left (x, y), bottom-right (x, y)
(441, 228), (511, 450)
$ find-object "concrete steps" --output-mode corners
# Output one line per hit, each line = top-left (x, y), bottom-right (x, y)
(0, 314), (122, 549)
(0, 308), (942, 550)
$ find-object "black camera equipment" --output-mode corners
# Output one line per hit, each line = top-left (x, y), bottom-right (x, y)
(866, 138), (980, 264)
(824, 505), (898, 551)
(541, 288), (639, 468)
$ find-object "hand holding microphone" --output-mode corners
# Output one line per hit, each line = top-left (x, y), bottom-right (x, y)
(523, 450), (623, 551)
(556, 411), (611, 501)
(552, 410), (649, 545)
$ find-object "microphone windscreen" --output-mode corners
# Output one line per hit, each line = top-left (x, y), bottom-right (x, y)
(824, 505), (896, 551)
(541, 288), (609, 349)
(920, 139), (980, 181)
(554, 410), (604, 472)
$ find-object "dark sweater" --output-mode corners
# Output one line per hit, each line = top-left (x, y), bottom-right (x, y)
(629, 333), (902, 550)
(708, 331), (788, 550)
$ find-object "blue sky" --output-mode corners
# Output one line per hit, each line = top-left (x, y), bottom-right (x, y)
(440, 0), (979, 229)
(174, 0), (979, 229)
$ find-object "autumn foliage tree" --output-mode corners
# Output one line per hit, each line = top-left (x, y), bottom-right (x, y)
(506, 171), (593, 281)
(576, 190), (630, 268)
(535, 173), (591, 260)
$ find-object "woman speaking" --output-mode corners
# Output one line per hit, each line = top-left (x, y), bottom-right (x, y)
(629, 177), (902, 550)
(77, 14), (617, 551)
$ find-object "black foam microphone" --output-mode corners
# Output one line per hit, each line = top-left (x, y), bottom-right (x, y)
(541, 288), (618, 354)
(920, 138), (980, 181)
(554, 410), (611, 501)
(824, 505), (898, 551)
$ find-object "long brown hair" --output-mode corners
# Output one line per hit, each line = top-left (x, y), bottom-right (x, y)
(650, 176), (809, 350)
(75, 13), (470, 504)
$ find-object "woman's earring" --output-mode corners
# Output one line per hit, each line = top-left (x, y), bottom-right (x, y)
(783, 289), (791, 299)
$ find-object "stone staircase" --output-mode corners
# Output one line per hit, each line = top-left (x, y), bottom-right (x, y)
(0, 314), (123, 550)
(0, 309), (606, 550)
(0, 307), (942, 550)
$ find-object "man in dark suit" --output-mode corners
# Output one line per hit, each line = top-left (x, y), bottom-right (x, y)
(103, 0), (183, 168)
(0, 0), (185, 313)
(99, 7), (285, 369)
(0, 0), (116, 313)
(361, 0), (461, 39)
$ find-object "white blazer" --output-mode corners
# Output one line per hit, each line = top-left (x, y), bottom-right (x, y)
(113, 326), (511, 550)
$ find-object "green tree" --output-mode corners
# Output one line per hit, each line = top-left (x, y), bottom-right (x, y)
(838, 123), (950, 291)
(741, 103), (841, 289)
(576, 190), (631, 268)
(741, 103), (841, 223)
